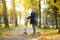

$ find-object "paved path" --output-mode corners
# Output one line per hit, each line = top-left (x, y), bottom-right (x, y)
(0, 26), (60, 40)
(0, 26), (40, 40)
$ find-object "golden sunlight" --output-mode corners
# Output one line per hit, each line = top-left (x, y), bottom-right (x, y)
(41, 1), (46, 12)
(15, 4), (24, 11)
(6, 0), (11, 10)
(21, 18), (25, 25)
(15, 7), (20, 11)
(15, 0), (24, 12)
(19, 4), (24, 12)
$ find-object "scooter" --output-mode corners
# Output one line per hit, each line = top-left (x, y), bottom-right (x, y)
(24, 19), (28, 35)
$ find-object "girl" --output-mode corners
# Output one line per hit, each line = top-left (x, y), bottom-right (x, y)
(27, 8), (37, 35)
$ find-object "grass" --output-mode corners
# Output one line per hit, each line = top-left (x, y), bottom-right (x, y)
(0, 27), (14, 32)
(38, 28), (58, 34)
(38, 28), (60, 38)
(38, 28), (60, 37)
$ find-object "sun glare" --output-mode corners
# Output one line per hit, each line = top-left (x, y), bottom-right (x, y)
(6, 0), (11, 10)
(15, 4), (24, 12)
(21, 18), (25, 25)
(19, 4), (24, 12)
(41, 1), (46, 12)
(15, 7), (20, 11)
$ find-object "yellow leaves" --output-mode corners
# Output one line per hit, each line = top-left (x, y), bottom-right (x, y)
(0, 4), (3, 13)
(21, 0), (39, 10)
(30, 38), (38, 40)
(1, 33), (12, 38)
(38, 35), (53, 40)
(17, 33), (22, 37)
(23, 0), (32, 9)
(30, 0), (39, 10)
(11, 31), (15, 34)
(34, 6), (39, 10)
(52, 34), (60, 38)
(0, 32), (2, 37)
(24, 3), (31, 9)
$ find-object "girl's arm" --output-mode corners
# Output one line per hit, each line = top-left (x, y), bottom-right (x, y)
(27, 13), (36, 19)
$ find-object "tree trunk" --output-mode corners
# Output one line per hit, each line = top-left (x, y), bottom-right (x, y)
(51, 14), (54, 28)
(12, 0), (18, 26)
(54, 14), (58, 28)
(2, 0), (9, 27)
(58, 17), (60, 33)
(52, 6), (58, 29)
(58, 27), (60, 33)
(39, 0), (41, 28)
(15, 15), (18, 26)
(46, 15), (48, 26)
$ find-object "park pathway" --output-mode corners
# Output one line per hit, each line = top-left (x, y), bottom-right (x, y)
(0, 26), (60, 40)
(0, 26), (41, 40)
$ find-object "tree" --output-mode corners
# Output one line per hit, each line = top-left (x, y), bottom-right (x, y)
(23, 0), (32, 9)
(11, 0), (18, 26)
(39, 0), (41, 28)
(58, 14), (60, 33)
(52, 6), (58, 28)
(58, 27), (60, 33)
(2, 0), (9, 27)
(51, 14), (55, 28)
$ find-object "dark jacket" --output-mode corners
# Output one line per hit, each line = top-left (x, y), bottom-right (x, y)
(27, 12), (37, 24)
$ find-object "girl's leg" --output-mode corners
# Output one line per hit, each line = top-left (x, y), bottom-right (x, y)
(32, 24), (36, 34)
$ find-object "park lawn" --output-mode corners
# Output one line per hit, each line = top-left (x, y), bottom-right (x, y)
(38, 28), (59, 34)
(0, 27), (14, 32)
